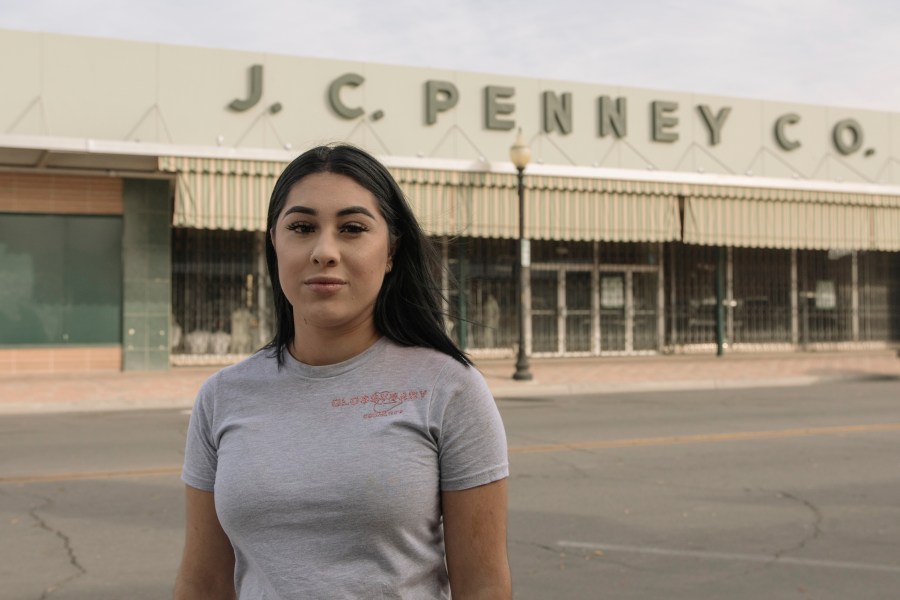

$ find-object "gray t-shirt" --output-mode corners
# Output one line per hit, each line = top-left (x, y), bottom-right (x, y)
(182, 337), (509, 599)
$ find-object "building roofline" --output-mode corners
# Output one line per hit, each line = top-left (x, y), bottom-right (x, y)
(3, 132), (900, 197)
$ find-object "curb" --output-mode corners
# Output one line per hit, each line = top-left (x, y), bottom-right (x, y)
(2, 373), (878, 416)
(490, 375), (824, 400)
(0, 398), (196, 416)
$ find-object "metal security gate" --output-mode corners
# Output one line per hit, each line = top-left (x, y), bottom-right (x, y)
(599, 268), (660, 354)
(531, 264), (661, 356)
(665, 244), (898, 352)
(531, 267), (594, 356)
(565, 271), (593, 353)
(798, 250), (853, 345)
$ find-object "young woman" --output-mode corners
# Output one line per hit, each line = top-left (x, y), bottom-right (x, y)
(173, 144), (511, 599)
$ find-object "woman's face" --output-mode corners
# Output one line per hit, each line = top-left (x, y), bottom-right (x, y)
(271, 172), (392, 337)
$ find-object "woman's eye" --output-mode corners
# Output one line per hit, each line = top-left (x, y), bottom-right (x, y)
(286, 222), (314, 233)
(341, 223), (369, 234)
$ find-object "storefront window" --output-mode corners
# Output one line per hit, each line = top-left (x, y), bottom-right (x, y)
(531, 240), (593, 263)
(666, 244), (718, 347)
(798, 250), (853, 343)
(0, 214), (122, 346)
(447, 237), (517, 351)
(599, 242), (658, 266)
(171, 228), (271, 360)
(732, 248), (791, 344)
(859, 252), (896, 341)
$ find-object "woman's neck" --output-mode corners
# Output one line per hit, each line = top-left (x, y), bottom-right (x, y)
(288, 324), (381, 366)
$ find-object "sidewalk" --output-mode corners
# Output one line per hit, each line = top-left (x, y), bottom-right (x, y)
(0, 349), (897, 415)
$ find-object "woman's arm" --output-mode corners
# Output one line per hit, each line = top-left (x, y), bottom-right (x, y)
(173, 485), (236, 600)
(442, 478), (512, 600)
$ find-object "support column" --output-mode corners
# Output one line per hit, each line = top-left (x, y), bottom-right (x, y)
(625, 270), (634, 352)
(441, 236), (450, 325)
(726, 247), (734, 345)
(715, 246), (726, 356)
(851, 251), (860, 341)
(122, 179), (172, 371)
(457, 241), (468, 350)
(592, 241), (601, 355)
(669, 242), (678, 347)
(255, 231), (270, 347)
(657, 242), (665, 352)
(791, 249), (799, 345)
(557, 270), (566, 355)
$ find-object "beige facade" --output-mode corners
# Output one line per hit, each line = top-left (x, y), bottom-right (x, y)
(2, 29), (900, 185)
(1, 29), (898, 373)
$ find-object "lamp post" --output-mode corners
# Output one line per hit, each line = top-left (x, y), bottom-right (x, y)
(510, 129), (533, 381)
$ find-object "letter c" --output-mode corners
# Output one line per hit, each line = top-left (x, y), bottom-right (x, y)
(328, 73), (365, 119)
(774, 113), (801, 151)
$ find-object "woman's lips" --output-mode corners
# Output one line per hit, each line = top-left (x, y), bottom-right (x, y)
(305, 277), (346, 293)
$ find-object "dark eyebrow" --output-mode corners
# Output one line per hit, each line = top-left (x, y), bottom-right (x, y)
(281, 206), (316, 219)
(336, 206), (377, 219)
(281, 205), (377, 220)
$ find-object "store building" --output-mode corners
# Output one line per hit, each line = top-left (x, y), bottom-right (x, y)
(1, 29), (898, 373)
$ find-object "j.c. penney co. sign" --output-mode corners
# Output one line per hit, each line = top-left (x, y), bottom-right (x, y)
(228, 65), (871, 157)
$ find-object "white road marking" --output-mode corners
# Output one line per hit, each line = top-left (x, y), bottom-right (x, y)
(558, 541), (900, 573)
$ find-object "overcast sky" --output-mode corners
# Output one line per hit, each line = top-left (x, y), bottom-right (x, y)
(2, 0), (898, 112)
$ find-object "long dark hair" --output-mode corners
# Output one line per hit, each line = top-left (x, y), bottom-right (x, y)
(264, 144), (471, 367)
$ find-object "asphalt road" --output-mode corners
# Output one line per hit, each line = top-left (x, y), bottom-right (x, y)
(1, 379), (898, 599)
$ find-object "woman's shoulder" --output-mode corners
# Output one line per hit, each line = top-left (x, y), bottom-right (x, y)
(192, 349), (280, 414)
(202, 347), (279, 388)
(380, 339), (482, 385)
(381, 338), (463, 367)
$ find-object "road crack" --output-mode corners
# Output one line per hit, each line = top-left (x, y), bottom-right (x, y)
(548, 454), (592, 479)
(696, 488), (826, 583)
(774, 490), (824, 558)
(27, 494), (87, 599)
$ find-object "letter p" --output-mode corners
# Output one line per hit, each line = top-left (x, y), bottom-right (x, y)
(425, 80), (459, 125)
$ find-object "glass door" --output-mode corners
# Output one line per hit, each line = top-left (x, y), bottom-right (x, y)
(632, 272), (659, 351)
(531, 269), (558, 353)
(600, 272), (627, 352)
(531, 266), (659, 355)
(565, 271), (592, 352)
(600, 269), (659, 353)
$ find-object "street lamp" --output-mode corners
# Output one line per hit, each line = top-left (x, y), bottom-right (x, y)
(510, 129), (533, 381)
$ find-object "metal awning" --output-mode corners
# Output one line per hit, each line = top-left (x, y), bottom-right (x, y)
(159, 156), (900, 250)
(160, 157), (682, 243)
(683, 184), (900, 251)
(392, 168), (682, 241)
(160, 156), (283, 231)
